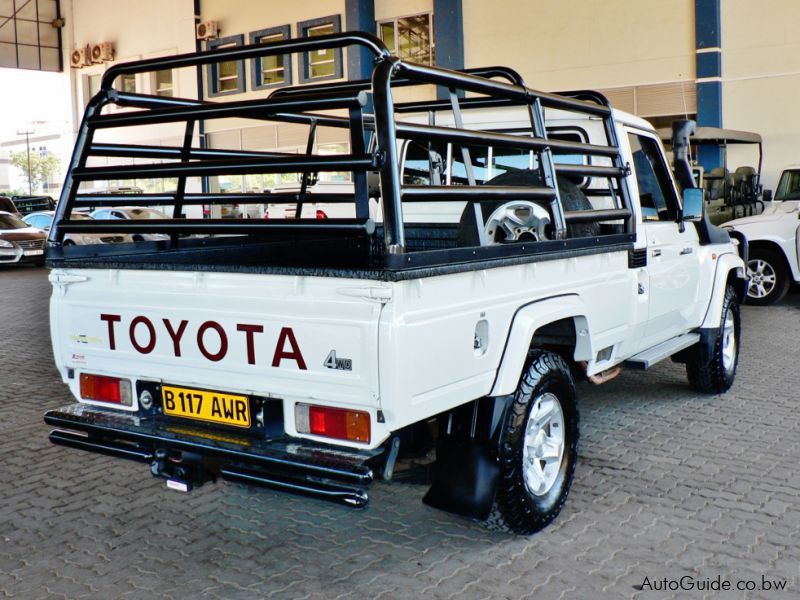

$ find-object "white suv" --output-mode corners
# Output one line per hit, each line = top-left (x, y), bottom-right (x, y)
(722, 165), (800, 304)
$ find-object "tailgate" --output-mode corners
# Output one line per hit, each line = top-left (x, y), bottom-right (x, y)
(49, 269), (384, 412)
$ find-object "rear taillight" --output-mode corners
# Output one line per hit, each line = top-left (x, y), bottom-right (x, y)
(315, 210), (328, 219)
(295, 403), (370, 443)
(79, 373), (132, 406)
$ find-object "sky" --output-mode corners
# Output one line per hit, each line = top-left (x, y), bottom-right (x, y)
(0, 67), (72, 142)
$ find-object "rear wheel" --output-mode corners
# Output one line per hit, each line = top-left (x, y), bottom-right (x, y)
(485, 350), (579, 534)
(746, 248), (789, 305)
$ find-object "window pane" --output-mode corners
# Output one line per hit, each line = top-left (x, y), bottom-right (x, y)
(307, 23), (335, 79)
(629, 133), (677, 222)
(397, 14), (431, 64)
(258, 33), (285, 85)
(379, 22), (395, 52)
(155, 70), (173, 97)
(120, 73), (136, 93)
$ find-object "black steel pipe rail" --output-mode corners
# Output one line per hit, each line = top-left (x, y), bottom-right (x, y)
(88, 92), (369, 129)
(394, 122), (620, 157)
(89, 143), (297, 161)
(401, 185), (557, 202)
(395, 62), (611, 117)
(556, 164), (627, 179)
(563, 208), (632, 223)
(71, 192), (358, 207)
(109, 90), (209, 110)
(270, 65), (526, 100)
(56, 218), (376, 235)
(72, 154), (377, 180)
(394, 96), (517, 114)
(101, 31), (389, 90)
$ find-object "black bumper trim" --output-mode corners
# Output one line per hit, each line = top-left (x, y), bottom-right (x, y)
(44, 404), (377, 485)
(220, 464), (369, 508)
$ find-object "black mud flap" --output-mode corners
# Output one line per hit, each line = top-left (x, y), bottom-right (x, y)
(422, 439), (499, 521)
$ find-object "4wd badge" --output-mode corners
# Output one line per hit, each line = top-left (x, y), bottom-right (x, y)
(324, 350), (352, 371)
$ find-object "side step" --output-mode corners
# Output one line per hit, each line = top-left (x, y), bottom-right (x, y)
(624, 333), (701, 370)
(220, 464), (369, 508)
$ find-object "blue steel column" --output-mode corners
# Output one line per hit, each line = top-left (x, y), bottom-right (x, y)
(434, 0), (464, 99)
(695, 0), (723, 171)
(345, 0), (375, 80)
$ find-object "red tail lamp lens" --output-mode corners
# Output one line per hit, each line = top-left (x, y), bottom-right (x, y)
(295, 403), (370, 443)
(316, 210), (328, 219)
(80, 373), (132, 406)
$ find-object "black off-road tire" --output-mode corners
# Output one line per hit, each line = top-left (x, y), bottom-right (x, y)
(746, 248), (789, 306)
(687, 285), (740, 394)
(484, 350), (579, 534)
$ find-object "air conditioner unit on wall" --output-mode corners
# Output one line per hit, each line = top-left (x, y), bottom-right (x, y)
(70, 46), (91, 69)
(196, 20), (219, 40)
(92, 42), (115, 63)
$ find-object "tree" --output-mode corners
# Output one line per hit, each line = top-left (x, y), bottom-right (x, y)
(10, 150), (61, 194)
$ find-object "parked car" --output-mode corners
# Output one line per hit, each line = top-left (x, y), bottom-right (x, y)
(12, 195), (57, 215)
(721, 165), (800, 304)
(0, 196), (21, 216)
(0, 211), (46, 266)
(23, 211), (133, 246)
(90, 207), (171, 241)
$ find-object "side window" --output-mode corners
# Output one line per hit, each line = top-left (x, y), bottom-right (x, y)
(402, 141), (446, 185)
(628, 133), (679, 222)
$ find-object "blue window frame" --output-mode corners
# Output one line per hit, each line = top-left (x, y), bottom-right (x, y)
(297, 15), (342, 83)
(206, 34), (245, 97)
(250, 25), (291, 90)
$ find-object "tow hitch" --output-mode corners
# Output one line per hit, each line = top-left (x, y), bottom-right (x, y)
(150, 448), (211, 492)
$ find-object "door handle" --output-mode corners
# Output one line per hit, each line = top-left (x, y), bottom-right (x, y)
(651, 249), (662, 257)
(680, 247), (693, 255)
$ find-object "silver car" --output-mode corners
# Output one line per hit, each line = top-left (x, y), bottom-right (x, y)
(23, 211), (133, 246)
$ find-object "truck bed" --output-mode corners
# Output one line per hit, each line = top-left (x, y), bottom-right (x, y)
(47, 225), (634, 281)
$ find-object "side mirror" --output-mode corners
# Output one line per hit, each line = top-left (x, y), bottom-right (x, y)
(682, 188), (704, 220)
(762, 189), (773, 202)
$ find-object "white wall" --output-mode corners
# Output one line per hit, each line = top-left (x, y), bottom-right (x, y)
(722, 0), (800, 191)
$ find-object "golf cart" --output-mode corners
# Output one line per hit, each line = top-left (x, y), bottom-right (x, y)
(658, 127), (767, 225)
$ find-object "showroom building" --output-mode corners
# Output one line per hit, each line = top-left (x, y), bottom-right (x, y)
(55, 0), (800, 194)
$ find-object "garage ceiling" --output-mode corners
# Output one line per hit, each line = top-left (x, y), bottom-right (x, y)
(0, 0), (61, 71)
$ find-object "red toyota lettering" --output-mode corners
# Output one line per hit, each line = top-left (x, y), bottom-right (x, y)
(163, 318), (189, 357)
(100, 313), (121, 350)
(236, 323), (264, 365)
(197, 320), (228, 362)
(129, 316), (156, 354)
(272, 327), (307, 370)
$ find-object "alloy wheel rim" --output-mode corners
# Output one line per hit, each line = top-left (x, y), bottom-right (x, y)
(747, 259), (776, 299)
(721, 309), (736, 373)
(522, 392), (565, 497)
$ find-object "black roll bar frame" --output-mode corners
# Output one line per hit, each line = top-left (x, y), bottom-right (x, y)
(50, 30), (634, 259)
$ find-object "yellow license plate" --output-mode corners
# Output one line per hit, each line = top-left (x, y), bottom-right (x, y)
(162, 385), (250, 428)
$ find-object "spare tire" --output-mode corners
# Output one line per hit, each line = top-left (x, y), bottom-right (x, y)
(457, 170), (599, 246)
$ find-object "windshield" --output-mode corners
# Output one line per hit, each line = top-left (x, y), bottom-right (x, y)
(0, 214), (28, 229)
(126, 208), (168, 219)
(775, 170), (800, 201)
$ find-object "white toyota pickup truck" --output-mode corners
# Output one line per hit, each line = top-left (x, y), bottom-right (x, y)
(44, 33), (747, 534)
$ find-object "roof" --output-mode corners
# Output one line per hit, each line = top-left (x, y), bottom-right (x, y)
(656, 126), (762, 145)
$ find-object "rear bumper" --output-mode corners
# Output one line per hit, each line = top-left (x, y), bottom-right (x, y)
(45, 403), (381, 507)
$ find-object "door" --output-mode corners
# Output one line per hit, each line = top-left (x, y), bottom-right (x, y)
(628, 131), (701, 349)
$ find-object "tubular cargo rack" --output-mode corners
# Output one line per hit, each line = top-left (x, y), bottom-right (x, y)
(48, 31), (635, 274)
